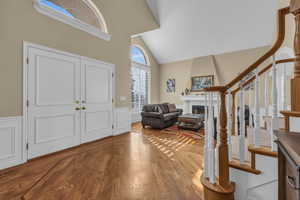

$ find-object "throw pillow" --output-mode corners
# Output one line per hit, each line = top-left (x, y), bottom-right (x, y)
(168, 104), (177, 113)
(159, 104), (169, 114)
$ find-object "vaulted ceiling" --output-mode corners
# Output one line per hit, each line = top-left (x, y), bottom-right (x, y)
(143, 0), (278, 64)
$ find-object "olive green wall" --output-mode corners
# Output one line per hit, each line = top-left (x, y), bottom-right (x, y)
(0, 0), (158, 117)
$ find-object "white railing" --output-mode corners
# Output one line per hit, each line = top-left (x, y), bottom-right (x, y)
(253, 68), (260, 147)
(203, 56), (292, 183)
(204, 92), (216, 183)
(238, 84), (246, 163)
(270, 55), (279, 151)
(227, 90), (233, 161)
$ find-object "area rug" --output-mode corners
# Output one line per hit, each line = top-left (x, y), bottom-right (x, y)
(162, 125), (204, 140)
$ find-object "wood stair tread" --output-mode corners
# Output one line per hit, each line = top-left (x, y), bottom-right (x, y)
(248, 144), (278, 158)
(229, 160), (261, 175)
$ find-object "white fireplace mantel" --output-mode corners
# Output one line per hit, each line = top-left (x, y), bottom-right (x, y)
(180, 95), (218, 114)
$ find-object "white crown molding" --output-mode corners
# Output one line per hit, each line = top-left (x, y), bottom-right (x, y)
(34, 2), (111, 41)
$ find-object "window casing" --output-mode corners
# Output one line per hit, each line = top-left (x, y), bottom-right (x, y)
(131, 64), (151, 114)
(131, 46), (151, 120)
(34, 0), (111, 41)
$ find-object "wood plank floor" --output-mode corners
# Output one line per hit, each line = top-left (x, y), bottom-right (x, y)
(0, 123), (204, 200)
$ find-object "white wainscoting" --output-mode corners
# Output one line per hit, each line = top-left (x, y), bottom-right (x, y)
(231, 155), (278, 200)
(290, 117), (300, 133)
(114, 107), (131, 136)
(0, 117), (25, 170)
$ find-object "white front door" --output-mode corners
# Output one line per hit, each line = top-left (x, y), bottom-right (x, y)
(80, 59), (113, 143)
(27, 45), (114, 159)
(27, 47), (81, 159)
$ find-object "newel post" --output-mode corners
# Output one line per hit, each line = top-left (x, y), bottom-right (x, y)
(291, 1), (300, 111)
(201, 88), (235, 200)
(218, 89), (230, 188)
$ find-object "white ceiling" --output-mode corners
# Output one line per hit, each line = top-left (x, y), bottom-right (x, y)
(143, 0), (278, 64)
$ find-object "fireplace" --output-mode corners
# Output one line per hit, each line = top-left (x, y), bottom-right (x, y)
(192, 105), (205, 115)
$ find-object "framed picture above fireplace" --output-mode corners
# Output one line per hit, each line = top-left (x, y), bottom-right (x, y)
(191, 75), (214, 92)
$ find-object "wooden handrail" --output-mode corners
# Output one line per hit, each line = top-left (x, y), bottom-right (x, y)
(225, 7), (290, 90)
(231, 58), (296, 94)
(201, 7), (292, 200)
(203, 7), (290, 94)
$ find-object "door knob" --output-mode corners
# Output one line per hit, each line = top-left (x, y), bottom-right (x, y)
(82, 107), (86, 110)
(75, 107), (81, 111)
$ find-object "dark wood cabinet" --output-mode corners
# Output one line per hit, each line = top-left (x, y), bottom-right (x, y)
(277, 131), (300, 200)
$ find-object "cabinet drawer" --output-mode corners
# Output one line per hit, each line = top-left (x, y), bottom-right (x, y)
(286, 157), (300, 200)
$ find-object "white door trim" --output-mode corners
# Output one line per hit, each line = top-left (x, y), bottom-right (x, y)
(23, 41), (115, 160)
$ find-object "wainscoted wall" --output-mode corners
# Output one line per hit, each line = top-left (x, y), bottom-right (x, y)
(230, 155), (278, 200)
(290, 117), (300, 132)
(0, 117), (25, 170)
(114, 107), (131, 136)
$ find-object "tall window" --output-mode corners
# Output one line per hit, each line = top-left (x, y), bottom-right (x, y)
(131, 46), (150, 121)
(35, 0), (110, 40)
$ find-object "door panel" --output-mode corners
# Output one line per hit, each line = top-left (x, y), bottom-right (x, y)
(34, 114), (76, 144)
(35, 55), (77, 106)
(81, 59), (113, 143)
(85, 65), (111, 103)
(27, 47), (81, 159)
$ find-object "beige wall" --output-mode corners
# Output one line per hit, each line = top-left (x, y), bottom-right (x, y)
(131, 37), (160, 104)
(0, 0), (158, 117)
(160, 46), (271, 105)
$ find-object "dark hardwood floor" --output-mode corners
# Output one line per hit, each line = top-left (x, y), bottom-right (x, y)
(0, 123), (204, 200)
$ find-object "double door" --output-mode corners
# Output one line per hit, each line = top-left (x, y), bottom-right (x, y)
(27, 46), (113, 159)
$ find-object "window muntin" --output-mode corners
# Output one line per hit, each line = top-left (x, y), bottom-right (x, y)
(131, 46), (148, 65)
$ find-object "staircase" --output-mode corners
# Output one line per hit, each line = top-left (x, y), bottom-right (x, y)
(200, 3), (300, 200)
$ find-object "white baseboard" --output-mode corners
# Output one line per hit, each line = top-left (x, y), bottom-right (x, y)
(0, 116), (25, 170)
(114, 107), (131, 136)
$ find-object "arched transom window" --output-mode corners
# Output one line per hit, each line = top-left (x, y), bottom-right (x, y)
(131, 46), (149, 65)
(35, 0), (110, 41)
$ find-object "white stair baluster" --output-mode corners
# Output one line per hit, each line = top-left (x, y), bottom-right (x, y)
(216, 94), (220, 143)
(208, 92), (216, 183)
(265, 72), (269, 118)
(204, 93), (209, 178)
(271, 55), (279, 151)
(215, 93), (220, 177)
(248, 88), (253, 129)
(254, 69), (261, 147)
(238, 85), (246, 163)
(227, 90), (233, 161)
(282, 64), (287, 110)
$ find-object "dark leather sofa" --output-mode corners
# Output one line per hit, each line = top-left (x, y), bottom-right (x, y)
(141, 103), (183, 129)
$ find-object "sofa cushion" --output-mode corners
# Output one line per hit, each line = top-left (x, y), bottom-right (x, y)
(163, 112), (178, 121)
(159, 104), (169, 114)
(167, 104), (177, 112)
(141, 112), (163, 119)
(143, 104), (159, 112)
